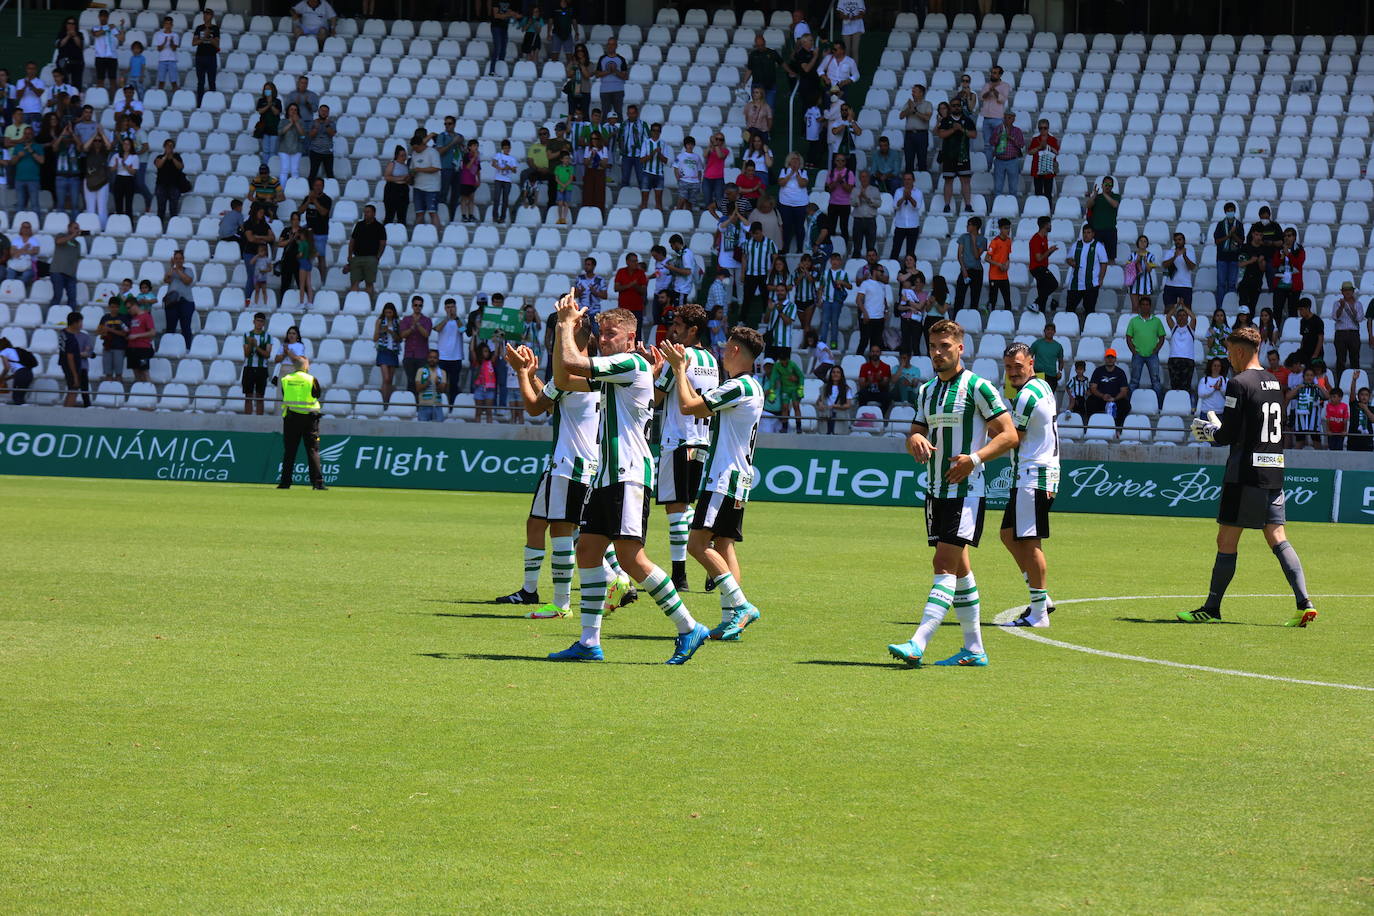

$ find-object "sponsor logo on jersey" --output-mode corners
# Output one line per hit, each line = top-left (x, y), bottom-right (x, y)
(1252, 452), (1284, 468)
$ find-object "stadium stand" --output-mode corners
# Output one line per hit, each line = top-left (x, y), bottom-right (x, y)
(1, 5), (1369, 449)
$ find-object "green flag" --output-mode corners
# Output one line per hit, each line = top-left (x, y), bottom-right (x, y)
(477, 306), (524, 341)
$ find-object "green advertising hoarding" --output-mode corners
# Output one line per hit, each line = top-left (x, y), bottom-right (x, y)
(0, 423), (1355, 522)
(1336, 469), (1374, 524)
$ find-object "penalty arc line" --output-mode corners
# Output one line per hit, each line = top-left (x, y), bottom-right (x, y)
(992, 594), (1374, 693)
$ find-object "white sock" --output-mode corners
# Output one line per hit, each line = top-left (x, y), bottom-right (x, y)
(551, 536), (575, 610)
(523, 546), (544, 593)
(954, 573), (983, 654)
(580, 613), (602, 646)
(577, 565), (605, 646)
(667, 511), (689, 563)
(911, 573), (956, 651)
(716, 571), (747, 622)
(640, 566), (697, 634)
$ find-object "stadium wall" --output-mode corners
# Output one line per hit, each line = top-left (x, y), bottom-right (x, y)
(1, 406), (1369, 524)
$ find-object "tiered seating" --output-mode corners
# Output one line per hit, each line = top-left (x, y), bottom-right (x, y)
(2, 7), (1367, 438)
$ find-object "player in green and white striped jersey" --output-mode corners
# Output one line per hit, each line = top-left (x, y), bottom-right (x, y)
(495, 338), (601, 619)
(662, 326), (767, 641)
(998, 342), (1061, 629)
(652, 304), (720, 590)
(888, 318), (1017, 669)
(551, 293), (709, 665)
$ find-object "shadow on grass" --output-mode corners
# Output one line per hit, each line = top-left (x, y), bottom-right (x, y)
(885, 621), (963, 627)
(417, 652), (660, 666)
(419, 597), (526, 607)
(797, 659), (917, 669)
(1116, 617), (1284, 627)
(430, 612), (525, 620)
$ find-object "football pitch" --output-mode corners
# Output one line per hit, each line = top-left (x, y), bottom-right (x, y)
(4, 475), (1372, 914)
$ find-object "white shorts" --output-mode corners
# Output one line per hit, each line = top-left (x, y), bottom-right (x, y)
(580, 481), (651, 543)
(655, 444), (706, 504)
(529, 471), (589, 524)
(1000, 486), (1054, 541)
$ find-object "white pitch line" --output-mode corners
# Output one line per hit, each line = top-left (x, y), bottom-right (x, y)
(992, 594), (1374, 693)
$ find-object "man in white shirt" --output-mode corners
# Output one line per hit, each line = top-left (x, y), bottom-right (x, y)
(1064, 224), (1108, 314)
(432, 297), (467, 408)
(668, 233), (697, 303)
(1159, 230), (1197, 310)
(16, 62), (45, 127)
(90, 10), (126, 93)
(291, 0), (337, 46)
(819, 44), (860, 103)
(890, 171), (925, 260)
(409, 131), (442, 228)
(791, 9), (811, 42)
(855, 264), (889, 354)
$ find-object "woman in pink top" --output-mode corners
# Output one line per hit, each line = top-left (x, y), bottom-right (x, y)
(702, 130), (729, 209)
(742, 87), (772, 141)
(825, 151), (856, 241)
(472, 341), (496, 423)
(457, 139), (481, 223)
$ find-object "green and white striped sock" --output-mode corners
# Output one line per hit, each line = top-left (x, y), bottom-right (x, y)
(911, 573), (956, 651)
(578, 565), (606, 646)
(604, 545), (625, 579)
(1028, 586), (1049, 623)
(667, 511), (689, 563)
(954, 573), (983, 654)
(715, 572), (747, 623)
(640, 566), (697, 634)
(523, 547), (545, 593)
(551, 536), (576, 610)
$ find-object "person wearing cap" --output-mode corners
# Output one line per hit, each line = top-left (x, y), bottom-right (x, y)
(277, 355), (326, 490)
(1332, 280), (1364, 377)
(248, 163), (284, 218)
(1087, 348), (1130, 432)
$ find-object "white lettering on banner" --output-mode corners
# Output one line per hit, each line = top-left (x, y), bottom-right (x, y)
(356, 444), (453, 476)
(31, 432), (55, 457)
(1363, 486), (1374, 516)
(764, 464), (802, 495)
(1068, 463), (1164, 501)
(0, 428), (239, 478)
(852, 468), (887, 499)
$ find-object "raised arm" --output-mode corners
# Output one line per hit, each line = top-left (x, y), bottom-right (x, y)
(506, 343), (555, 416)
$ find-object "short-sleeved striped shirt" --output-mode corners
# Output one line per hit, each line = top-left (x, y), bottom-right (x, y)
(588, 351), (655, 487)
(243, 330), (272, 368)
(701, 374), (764, 501)
(1065, 374), (1090, 403)
(766, 298), (796, 348)
(742, 236), (779, 277)
(542, 379), (601, 484)
(618, 119), (648, 157)
(639, 137), (667, 176)
(822, 266), (849, 301)
(913, 367), (1007, 499)
(1009, 376), (1060, 491)
(793, 266), (818, 304)
(655, 345), (719, 449)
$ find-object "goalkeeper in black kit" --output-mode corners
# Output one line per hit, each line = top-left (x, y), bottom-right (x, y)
(1180, 324), (1317, 627)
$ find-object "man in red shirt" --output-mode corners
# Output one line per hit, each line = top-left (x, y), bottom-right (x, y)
(1029, 215), (1059, 313)
(857, 345), (893, 414)
(125, 299), (157, 383)
(614, 252), (649, 339)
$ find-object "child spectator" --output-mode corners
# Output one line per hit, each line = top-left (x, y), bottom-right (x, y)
(1065, 359), (1091, 422)
(673, 135), (703, 211)
(1351, 387), (1373, 452)
(126, 42), (148, 95)
(473, 341), (497, 422)
(985, 217), (1012, 310)
(97, 299), (128, 381)
(251, 243), (272, 306)
(553, 149), (573, 224)
(736, 159), (764, 206)
(296, 228), (315, 309)
(707, 304), (728, 357)
(152, 17), (180, 91)
(136, 278), (156, 314)
(1325, 388), (1349, 451)
(897, 272), (927, 355)
(792, 252), (818, 331)
(491, 138), (518, 222)
(705, 266), (732, 315)
(803, 327), (835, 380)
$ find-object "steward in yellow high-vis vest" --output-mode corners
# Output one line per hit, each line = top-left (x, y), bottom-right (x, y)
(278, 355), (326, 490)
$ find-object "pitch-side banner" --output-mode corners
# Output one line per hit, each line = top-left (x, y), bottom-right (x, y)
(0, 424), (1346, 523)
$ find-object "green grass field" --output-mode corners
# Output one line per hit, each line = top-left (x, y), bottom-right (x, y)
(4, 476), (1373, 914)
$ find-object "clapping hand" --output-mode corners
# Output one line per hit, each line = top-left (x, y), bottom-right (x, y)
(638, 341), (665, 376)
(504, 342), (533, 373)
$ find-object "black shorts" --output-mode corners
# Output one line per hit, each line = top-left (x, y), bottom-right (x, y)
(655, 444), (705, 504)
(690, 489), (746, 541)
(95, 58), (118, 81)
(1217, 483), (1286, 529)
(126, 349), (152, 370)
(581, 481), (651, 542)
(529, 471), (590, 524)
(242, 365), (269, 397)
(925, 495), (985, 547)
(764, 344), (792, 362)
(1001, 486), (1054, 540)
